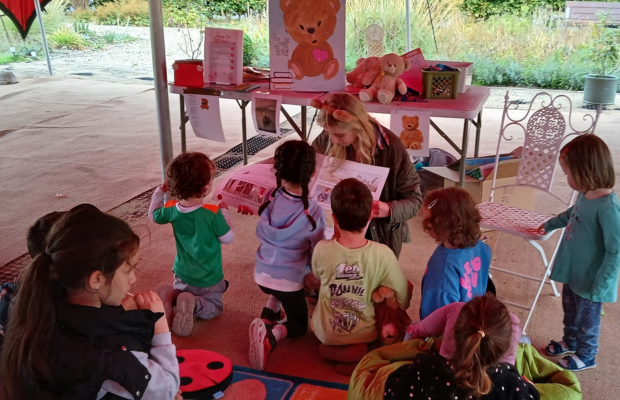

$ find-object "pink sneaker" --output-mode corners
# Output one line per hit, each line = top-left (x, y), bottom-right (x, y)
(249, 318), (276, 371)
(173, 292), (195, 337)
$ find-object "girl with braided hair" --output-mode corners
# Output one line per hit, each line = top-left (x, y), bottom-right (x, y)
(249, 140), (326, 371)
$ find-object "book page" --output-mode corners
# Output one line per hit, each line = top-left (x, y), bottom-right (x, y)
(213, 156), (390, 238)
(212, 164), (277, 215)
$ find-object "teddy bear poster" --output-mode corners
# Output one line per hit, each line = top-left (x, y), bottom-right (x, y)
(390, 110), (431, 157)
(269, 0), (346, 92)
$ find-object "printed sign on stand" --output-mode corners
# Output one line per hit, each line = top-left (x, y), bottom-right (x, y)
(269, 0), (346, 92)
(185, 94), (226, 142)
(390, 109), (431, 157)
(204, 27), (243, 85)
(251, 93), (283, 137)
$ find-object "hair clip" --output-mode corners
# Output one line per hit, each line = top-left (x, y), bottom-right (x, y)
(559, 146), (569, 160)
(478, 329), (486, 338)
(310, 99), (357, 123)
(428, 199), (439, 209)
(304, 210), (309, 215)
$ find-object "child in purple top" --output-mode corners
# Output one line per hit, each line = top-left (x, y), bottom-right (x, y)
(419, 187), (492, 319)
(249, 141), (326, 371)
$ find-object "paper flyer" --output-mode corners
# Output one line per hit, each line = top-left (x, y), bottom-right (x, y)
(203, 27), (243, 85)
(399, 48), (426, 94)
(251, 93), (283, 137)
(390, 109), (431, 157)
(185, 94), (226, 142)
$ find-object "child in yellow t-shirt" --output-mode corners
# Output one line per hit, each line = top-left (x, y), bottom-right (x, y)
(311, 178), (410, 374)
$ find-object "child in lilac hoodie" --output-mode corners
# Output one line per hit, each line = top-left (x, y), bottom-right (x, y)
(249, 141), (326, 371)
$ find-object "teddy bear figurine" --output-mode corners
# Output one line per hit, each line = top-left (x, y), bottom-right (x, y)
(346, 56), (381, 88)
(372, 285), (412, 345)
(280, 0), (340, 81)
(400, 115), (424, 150)
(359, 53), (410, 104)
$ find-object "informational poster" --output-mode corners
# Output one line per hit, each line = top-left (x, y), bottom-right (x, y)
(184, 94), (226, 142)
(390, 109), (431, 157)
(203, 27), (243, 85)
(251, 93), (283, 137)
(399, 48), (426, 94)
(269, 0), (346, 92)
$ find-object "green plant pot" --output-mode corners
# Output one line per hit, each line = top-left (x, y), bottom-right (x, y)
(583, 74), (619, 105)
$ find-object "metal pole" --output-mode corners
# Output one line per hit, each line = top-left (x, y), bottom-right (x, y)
(148, 0), (173, 180)
(406, 0), (411, 52)
(33, 0), (52, 75)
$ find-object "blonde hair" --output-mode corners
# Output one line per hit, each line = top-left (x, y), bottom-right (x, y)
(316, 93), (378, 165)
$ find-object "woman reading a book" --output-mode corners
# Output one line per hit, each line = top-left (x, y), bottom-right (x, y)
(310, 93), (422, 258)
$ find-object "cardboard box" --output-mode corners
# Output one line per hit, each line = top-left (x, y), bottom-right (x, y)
(423, 159), (535, 229)
(426, 60), (473, 93)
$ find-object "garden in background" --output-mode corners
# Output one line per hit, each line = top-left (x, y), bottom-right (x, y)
(1, 0), (619, 91)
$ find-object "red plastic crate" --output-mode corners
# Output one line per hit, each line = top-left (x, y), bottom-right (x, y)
(173, 60), (204, 88)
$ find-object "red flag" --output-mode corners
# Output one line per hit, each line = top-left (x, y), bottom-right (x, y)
(0, 0), (53, 39)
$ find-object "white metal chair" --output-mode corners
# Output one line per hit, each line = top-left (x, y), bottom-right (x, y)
(478, 92), (601, 335)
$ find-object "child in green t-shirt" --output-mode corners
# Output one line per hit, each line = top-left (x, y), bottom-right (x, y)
(149, 152), (233, 337)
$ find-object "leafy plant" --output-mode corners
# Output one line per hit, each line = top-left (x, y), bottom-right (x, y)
(243, 33), (254, 66)
(94, 0), (150, 26)
(49, 27), (87, 49)
(588, 13), (620, 76)
(73, 21), (90, 34)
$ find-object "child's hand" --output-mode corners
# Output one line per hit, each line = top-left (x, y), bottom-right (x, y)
(217, 194), (229, 211)
(304, 272), (321, 291)
(525, 224), (546, 235)
(135, 291), (169, 334)
(372, 200), (391, 218)
(121, 293), (137, 310)
(237, 205), (254, 215)
(522, 375), (534, 385)
(159, 181), (168, 192)
(174, 389), (183, 400)
(135, 291), (165, 314)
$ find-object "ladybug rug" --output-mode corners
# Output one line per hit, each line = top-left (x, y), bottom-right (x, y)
(177, 349), (233, 399)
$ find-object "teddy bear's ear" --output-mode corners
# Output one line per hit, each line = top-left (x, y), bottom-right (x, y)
(402, 115), (407, 122)
(280, 0), (294, 11)
(403, 58), (410, 72)
(325, 0), (341, 13)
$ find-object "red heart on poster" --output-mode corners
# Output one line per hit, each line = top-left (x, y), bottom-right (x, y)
(312, 48), (329, 63)
(0, 0), (52, 39)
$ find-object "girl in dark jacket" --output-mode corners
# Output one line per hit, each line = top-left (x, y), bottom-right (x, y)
(311, 93), (423, 258)
(0, 204), (181, 400)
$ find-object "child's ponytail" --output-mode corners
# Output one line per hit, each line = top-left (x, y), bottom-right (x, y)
(1, 252), (62, 398)
(258, 141), (317, 231)
(451, 295), (512, 397)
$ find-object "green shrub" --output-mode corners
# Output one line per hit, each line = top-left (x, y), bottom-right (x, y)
(49, 27), (87, 49)
(73, 21), (90, 33)
(94, 0), (150, 26)
(73, 9), (94, 22)
(243, 33), (254, 66)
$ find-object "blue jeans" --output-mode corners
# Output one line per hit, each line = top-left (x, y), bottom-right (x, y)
(562, 284), (602, 362)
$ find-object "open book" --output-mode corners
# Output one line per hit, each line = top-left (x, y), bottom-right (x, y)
(212, 155), (390, 237)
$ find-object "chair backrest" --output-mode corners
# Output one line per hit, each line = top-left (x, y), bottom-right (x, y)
(489, 92), (601, 205)
(363, 18), (384, 58)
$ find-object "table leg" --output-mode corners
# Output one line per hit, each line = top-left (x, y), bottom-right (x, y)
(301, 106), (307, 142)
(459, 119), (471, 187)
(473, 110), (482, 157)
(238, 100), (249, 165)
(180, 94), (187, 153)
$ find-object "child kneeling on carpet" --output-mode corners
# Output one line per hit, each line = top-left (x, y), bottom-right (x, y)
(540, 134), (620, 372)
(312, 178), (410, 375)
(419, 187), (492, 320)
(149, 152), (233, 337)
(0, 204), (181, 400)
(249, 140), (326, 371)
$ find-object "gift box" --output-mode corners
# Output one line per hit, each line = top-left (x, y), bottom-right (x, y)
(173, 60), (204, 88)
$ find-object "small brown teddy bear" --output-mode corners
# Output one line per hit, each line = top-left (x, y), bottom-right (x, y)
(280, 0), (340, 80)
(359, 53), (409, 104)
(400, 115), (424, 150)
(372, 284), (412, 345)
